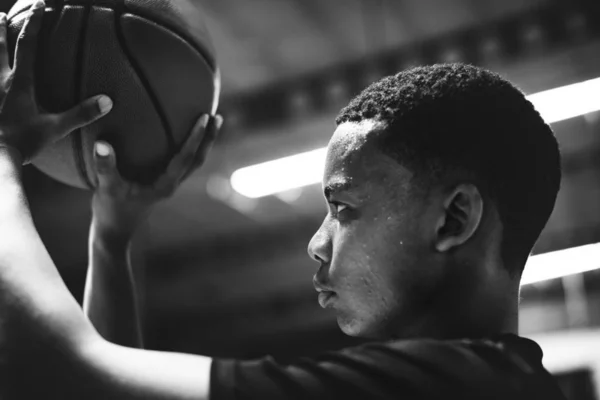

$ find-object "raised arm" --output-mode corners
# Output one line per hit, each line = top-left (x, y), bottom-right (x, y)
(83, 113), (221, 347)
(0, 145), (216, 400)
(0, 3), (219, 398)
(84, 213), (144, 348)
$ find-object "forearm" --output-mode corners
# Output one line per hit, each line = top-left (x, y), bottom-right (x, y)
(84, 220), (144, 348)
(0, 150), (212, 400)
(0, 149), (100, 390)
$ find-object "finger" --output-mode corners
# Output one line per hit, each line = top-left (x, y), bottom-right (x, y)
(12, 0), (45, 88)
(193, 114), (222, 167)
(53, 95), (112, 138)
(0, 14), (10, 76)
(182, 114), (222, 180)
(154, 114), (210, 192)
(93, 141), (125, 189)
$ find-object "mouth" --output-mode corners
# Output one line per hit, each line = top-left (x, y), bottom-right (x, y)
(318, 291), (336, 308)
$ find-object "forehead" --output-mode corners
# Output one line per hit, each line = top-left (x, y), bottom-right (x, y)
(324, 120), (412, 196)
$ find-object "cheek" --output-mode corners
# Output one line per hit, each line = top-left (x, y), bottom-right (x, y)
(330, 218), (419, 305)
(334, 269), (401, 338)
(331, 232), (402, 305)
(329, 224), (372, 280)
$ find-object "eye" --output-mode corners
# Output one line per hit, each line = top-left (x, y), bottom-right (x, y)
(335, 203), (348, 214)
(329, 201), (348, 216)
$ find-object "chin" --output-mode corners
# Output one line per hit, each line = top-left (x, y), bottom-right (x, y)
(337, 311), (405, 340)
(337, 316), (380, 339)
(336, 314), (362, 337)
(339, 323), (363, 338)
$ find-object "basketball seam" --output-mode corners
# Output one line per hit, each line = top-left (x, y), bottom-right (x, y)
(73, 4), (94, 189)
(114, 9), (177, 179)
(11, 3), (217, 74)
(11, 0), (218, 73)
(48, 3), (65, 38)
(10, 3), (218, 87)
(118, 7), (217, 72)
(10, 1), (217, 186)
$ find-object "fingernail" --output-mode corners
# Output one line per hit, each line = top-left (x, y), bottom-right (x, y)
(200, 114), (210, 127)
(215, 115), (223, 129)
(0, 14), (7, 23)
(32, 0), (45, 10)
(97, 95), (113, 114)
(95, 142), (110, 157)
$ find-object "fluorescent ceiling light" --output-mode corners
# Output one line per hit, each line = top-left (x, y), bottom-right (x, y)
(527, 77), (600, 124)
(231, 148), (327, 198)
(231, 78), (600, 198)
(521, 243), (600, 285)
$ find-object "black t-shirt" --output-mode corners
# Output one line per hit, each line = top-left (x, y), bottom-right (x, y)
(210, 334), (568, 400)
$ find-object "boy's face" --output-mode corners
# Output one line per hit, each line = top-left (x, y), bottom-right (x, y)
(308, 120), (442, 339)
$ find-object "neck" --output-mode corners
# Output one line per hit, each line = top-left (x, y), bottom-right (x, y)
(389, 266), (520, 341)
(393, 299), (518, 341)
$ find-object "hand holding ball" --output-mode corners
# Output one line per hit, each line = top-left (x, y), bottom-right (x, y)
(7, 0), (220, 188)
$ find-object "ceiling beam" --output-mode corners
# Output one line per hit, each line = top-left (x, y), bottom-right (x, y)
(218, 0), (600, 133)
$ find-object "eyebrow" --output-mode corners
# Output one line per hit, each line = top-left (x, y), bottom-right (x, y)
(324, 181), (355, 200)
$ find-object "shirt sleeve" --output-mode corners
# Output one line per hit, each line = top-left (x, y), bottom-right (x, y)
(209, 337), (564, 400)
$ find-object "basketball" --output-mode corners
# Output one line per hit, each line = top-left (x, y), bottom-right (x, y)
(6, 0), (220, 188)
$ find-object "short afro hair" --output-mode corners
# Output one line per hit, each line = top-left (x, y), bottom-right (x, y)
(336, 63), (561, 275)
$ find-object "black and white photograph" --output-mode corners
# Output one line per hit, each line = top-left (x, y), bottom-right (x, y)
(0, 0), (598, 398)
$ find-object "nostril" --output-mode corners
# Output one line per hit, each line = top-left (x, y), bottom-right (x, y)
(308, 226), (331, 264)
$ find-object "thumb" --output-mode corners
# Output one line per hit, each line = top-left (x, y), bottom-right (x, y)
(93, 141), (120, 188)
(54, 95), (113, 138)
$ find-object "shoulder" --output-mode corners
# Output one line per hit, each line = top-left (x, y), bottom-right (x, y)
(210, 334), (561, 400)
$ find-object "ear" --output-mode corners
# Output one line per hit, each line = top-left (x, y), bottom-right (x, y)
(435, 183), (483, 252)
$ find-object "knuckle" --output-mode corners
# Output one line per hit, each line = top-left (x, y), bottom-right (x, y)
(156, 181), (176, 197)
(95, 158), (115, 174)
(46, 114), (62, 130)
(196, 144), (213, 161)
(96, 170), (117, 186)
(65, 104), (96, 128)
(95, 164), (111, 176)
(103, 183), (122, 196)
(130, 185), (144, 197)
(194, 153), (207, 167)
(79, 104), (97, 121)
(180, 153), (195, 168)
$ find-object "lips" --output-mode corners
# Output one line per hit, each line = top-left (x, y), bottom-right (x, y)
(313, 274), (336, 307)
(318, 291), (335, 308)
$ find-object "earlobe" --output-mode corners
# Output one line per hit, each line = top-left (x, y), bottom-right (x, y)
(435, 184), (483, 252)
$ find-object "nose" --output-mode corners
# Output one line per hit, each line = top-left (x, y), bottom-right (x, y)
(307, 219), (332, 265)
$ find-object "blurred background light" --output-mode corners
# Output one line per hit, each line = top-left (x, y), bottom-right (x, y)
(230, 147), (327, 198)
(522, 243), (600, 285)
(529, 77), (600, 124)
